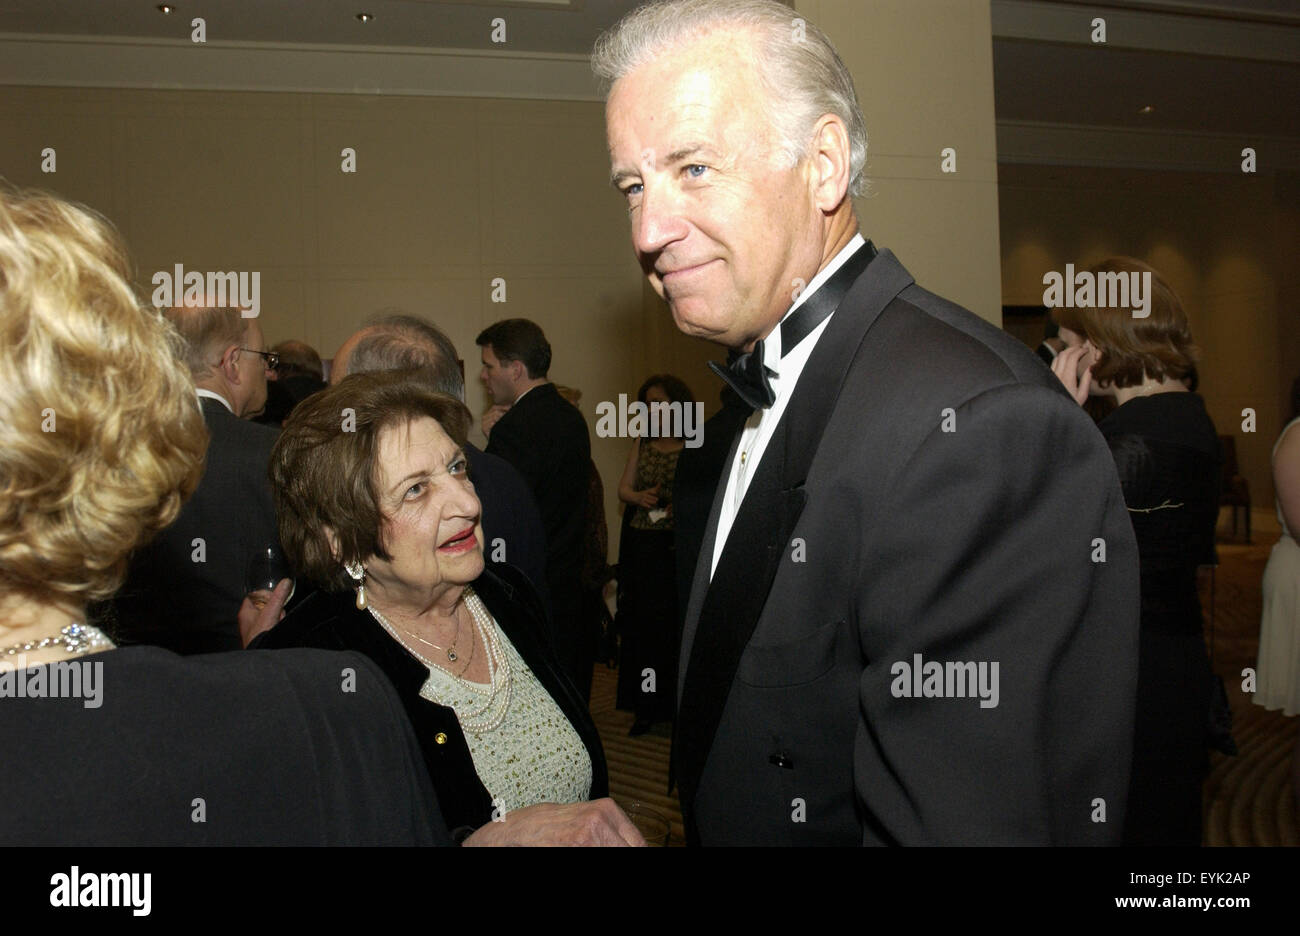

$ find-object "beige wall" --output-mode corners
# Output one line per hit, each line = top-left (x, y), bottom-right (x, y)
(0, 85), (664, 552)
(999, 162), (1297, 509)
(0, 1), (1004, 555)
(802, 0), (1004, 325)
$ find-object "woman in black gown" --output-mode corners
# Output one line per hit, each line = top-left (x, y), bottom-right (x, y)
(1051, 258), (1220, 845)
(615, 374), (694, 735)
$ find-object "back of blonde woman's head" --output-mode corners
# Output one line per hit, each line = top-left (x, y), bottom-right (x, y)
(0, 183), (207, 605)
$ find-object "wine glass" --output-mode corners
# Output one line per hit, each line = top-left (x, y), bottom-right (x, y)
(244, 543), (294, 610)
(616, 799), (671, 846)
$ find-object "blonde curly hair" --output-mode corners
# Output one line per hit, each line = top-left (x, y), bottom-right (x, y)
(0, 183), (207, 605)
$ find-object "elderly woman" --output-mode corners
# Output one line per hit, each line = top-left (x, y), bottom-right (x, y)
(0, 183), (446, 844)
(1050, 257), (1221, 846)
(251, 371), (627, 842)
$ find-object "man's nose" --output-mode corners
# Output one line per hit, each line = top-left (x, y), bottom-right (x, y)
(632, 183), (687, 257)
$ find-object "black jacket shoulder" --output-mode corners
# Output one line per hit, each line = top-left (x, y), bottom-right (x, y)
(0, 645), (446, 845)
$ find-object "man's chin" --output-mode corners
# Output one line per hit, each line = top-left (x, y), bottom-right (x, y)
(669, 305), (731, 343)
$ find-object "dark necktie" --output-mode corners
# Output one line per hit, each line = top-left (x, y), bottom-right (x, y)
(709, 240), (877, 410)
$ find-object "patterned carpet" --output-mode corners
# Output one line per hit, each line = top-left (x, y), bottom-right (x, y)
(1203, 537), (1298, 846)
(589, 664), (685, 846)
(589, 533), (1298, 847)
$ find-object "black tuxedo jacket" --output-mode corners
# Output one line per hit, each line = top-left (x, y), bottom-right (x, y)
(465, 442), (550, 612)
(113, 396), (281, 654)
(251, 563), (608, 836)
(486, 382), (591, 586)
(0, 646), (447, 845)
(676, 246), (1140, 845)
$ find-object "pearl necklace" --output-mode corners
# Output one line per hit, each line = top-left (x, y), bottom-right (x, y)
(453, 589), (513, 733)
(368, 587), (513, 734)
(0, 622), (112, 657)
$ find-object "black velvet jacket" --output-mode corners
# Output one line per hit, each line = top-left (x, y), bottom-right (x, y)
(251, 564), (608, 835)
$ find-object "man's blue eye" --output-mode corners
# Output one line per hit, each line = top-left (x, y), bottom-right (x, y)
(405, 483), (423, 498)
(623, 183), (643, 197)
(450, 459), (468, 476)
(686, 164), (707, 178)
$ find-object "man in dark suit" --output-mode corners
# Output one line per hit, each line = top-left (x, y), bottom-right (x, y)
(598, 0), (1140, 845)
(477, 319), (594, 702)
(113, 305), (281, 654)
(330, 314), (550, 610)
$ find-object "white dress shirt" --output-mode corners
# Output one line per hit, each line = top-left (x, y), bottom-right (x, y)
(195, 388), (234, 414)
(710, 234), (866, 578)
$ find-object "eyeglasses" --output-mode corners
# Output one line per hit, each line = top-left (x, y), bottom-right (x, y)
(239, 348), (280, 371)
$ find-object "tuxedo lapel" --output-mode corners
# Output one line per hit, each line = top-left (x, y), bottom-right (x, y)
(677, 421), (747, 700)
(674, 247), (915, 813)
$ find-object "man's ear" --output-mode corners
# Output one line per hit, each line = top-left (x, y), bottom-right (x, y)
(218, 344), (242, 383)
(808, 113), (853, 214)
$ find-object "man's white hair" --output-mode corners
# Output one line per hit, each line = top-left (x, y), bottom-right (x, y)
(592, 0), (868, 198)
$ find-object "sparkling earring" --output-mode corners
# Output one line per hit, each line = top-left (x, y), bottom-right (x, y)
(345, 560), (367, 610)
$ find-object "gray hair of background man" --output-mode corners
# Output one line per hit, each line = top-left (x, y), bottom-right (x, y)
(591, 0), (869, 198)
(347, 312), (466, 400)
(163, 305), (248, 379)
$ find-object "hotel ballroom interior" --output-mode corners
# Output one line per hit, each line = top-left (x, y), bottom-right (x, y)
(0, 0), (1296, 850)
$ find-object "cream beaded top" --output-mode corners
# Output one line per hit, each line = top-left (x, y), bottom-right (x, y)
(418, 624), (592, 813)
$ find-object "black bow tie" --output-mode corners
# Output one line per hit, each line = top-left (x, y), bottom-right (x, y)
(709, 241), (877, 410)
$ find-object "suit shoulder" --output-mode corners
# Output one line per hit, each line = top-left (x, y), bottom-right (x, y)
(205, 405), (279, 452)
(252, 590), (353, 650)
(106, 643), (382, 704)
(892, 285), (1062, 394)
(231, 416), (281, 453)
(468, 446), (530, 492)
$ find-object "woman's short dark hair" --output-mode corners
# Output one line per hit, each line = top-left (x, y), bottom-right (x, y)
(271, 370), (471, 591)
(1052, 257), (1198, 390)
(637, 373), (694, 406)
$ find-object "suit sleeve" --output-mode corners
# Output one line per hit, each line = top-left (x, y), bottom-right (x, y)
(853, 383), (1140, 844)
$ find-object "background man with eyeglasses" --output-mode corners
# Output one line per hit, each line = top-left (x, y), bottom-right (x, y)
(110, 302), (285, 654)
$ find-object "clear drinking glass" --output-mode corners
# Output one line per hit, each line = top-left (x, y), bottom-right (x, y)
(244, 544), (294, 609)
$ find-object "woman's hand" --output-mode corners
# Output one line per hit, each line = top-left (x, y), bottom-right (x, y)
(1051, 344), (1093, 406)
(238, 577), (292, 647)
(461, 798), (647, 846)
(635, 483), (661, 509)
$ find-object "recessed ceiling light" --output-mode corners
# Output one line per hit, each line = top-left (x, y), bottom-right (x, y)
(157, 3), (174, 12)
(1138, 105), (1155, 115)
(356, 12), (374, 22)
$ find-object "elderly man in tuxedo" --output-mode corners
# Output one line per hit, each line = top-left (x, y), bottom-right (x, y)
(597, 0), (1140, 845)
